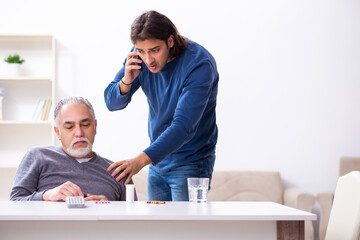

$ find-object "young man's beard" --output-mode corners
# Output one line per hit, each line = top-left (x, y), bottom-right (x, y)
(67, 137), (93, 158)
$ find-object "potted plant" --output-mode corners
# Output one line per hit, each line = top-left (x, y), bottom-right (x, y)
(4, 53), (25, 76)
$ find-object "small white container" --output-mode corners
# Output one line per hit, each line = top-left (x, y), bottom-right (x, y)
(6, 63), (22, 76)
(126, 184), (135, 203)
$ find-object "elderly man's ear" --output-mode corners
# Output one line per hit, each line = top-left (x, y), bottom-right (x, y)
(54, 126), (61, 140)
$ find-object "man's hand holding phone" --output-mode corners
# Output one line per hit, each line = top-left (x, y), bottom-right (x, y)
(134, 55), (142, 72)
(120, 51), (142, 94)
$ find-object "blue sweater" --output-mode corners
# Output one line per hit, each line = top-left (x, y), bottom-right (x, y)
(104, 40), (219, 173)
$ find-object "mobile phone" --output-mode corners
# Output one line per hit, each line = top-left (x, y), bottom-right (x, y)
(135, 55), (142, 71)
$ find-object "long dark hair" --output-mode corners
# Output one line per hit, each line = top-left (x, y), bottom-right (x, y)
(130, 10), (187, 58)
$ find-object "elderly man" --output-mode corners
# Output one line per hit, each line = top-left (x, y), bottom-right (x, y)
(11, 97), (134, 201)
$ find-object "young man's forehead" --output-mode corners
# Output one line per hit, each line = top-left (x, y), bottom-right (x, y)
(135, 45), (161, 51)
(135, 38), (166, 49)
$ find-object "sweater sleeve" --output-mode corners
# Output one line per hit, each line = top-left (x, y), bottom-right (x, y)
(10, 149), (45, 201)
(144, 61), (217, 165)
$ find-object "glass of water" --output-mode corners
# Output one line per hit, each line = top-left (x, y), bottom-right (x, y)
(187, 178), (209, 203)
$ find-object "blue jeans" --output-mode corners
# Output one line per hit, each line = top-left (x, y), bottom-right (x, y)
(147, 157), (215, 201)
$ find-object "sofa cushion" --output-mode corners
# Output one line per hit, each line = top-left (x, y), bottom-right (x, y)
(132, 170), (284, 204)
(208, 171), (283, 203)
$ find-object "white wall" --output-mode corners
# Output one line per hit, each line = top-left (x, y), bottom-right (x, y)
(1, 0), (359, 195)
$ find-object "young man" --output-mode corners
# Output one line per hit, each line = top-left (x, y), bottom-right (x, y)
(11, 97), (133, 201)
(104, 11), (219, 201)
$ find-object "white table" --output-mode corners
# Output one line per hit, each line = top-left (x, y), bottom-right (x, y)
(0, 201), (316, 240)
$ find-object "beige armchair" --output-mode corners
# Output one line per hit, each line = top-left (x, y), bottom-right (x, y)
(133, 170), (316, 240)
(0, 167), (17, 201)
(316, 157), (360, 240)
(316, 192), (334, 240)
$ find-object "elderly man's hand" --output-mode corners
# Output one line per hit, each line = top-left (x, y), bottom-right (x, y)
(42, 181), (83, 201)
(85, 194), (108, 201)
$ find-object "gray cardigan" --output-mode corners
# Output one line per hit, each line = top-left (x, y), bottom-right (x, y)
(10, 146), (133, 201)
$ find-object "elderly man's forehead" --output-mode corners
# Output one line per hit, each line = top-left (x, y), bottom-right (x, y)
(63, 117), (92, 125)
(59, 103), (93, 118)
(60, 102), (89, 111)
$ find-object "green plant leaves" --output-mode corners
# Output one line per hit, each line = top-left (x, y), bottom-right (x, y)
(4, 54), (25, 64)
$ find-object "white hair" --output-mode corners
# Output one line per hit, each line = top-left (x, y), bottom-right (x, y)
(54, 97), (96, 127)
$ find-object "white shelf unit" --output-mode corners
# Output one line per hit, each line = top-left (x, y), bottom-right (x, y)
(0, 35), (55, 167)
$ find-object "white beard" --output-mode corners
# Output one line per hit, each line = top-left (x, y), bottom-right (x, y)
(67, 137), (93, 158)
